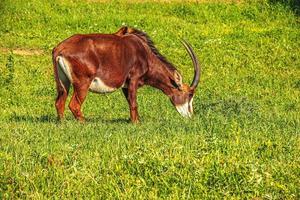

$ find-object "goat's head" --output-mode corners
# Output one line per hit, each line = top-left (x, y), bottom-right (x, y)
(169, 40), (200, 118)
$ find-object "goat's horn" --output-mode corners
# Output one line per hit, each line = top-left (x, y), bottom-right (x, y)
(181, 39), (201, 89)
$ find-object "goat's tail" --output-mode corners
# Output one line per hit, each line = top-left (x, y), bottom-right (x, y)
(52, 48), (70, 96)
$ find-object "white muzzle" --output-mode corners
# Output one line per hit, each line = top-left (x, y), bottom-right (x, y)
(175, 98), (193, 118)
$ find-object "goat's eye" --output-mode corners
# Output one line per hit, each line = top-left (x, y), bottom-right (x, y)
(170, 78), (179, 89)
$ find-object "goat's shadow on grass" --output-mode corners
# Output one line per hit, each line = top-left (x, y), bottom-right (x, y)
(9, 114), (130, 125)
(9, 114), (57, 123)
(85, 117), (130, 124)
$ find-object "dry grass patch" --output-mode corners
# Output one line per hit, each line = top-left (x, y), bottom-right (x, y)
(0, 48), (44, 56)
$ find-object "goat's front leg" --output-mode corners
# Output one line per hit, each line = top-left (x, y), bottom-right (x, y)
(122, 80), (139, 123)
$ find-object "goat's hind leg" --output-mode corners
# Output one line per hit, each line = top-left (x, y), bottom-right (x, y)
(68, 82), (90, 122)
(55, 78), (70, 121)
(54, 56), (71, 121)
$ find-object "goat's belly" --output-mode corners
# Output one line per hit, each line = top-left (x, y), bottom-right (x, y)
(89, 77), (117, 93)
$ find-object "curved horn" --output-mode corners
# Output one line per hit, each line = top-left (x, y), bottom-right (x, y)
(181, 39), (201, 89)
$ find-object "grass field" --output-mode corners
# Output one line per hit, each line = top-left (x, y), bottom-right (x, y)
(0, 0), (299, 199)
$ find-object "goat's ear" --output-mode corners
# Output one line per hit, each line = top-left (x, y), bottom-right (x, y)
(174, 71), (183, 87)
(170, 71), (183, 90)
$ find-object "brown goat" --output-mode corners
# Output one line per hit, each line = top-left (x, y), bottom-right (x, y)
(52, 26), (200, 123)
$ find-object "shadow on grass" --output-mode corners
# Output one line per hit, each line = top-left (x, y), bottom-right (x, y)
(197, 97), (259, 117)
(9, 114), (56, 123)
(85, 117), (130, 124)
(269, 0), (300, 16)
(9, 113), (131, 124)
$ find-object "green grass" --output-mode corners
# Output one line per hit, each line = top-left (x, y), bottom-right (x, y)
(0, 0), (299, 199)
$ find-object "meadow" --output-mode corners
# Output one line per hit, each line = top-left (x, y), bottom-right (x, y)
(0, 0), (299, 199)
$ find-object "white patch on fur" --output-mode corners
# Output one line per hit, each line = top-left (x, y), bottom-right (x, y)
(89, 77), (116, 93)
(56, 56), (72, 91)
(57, 56), (73, 83)
(176, 98), (194, 118)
